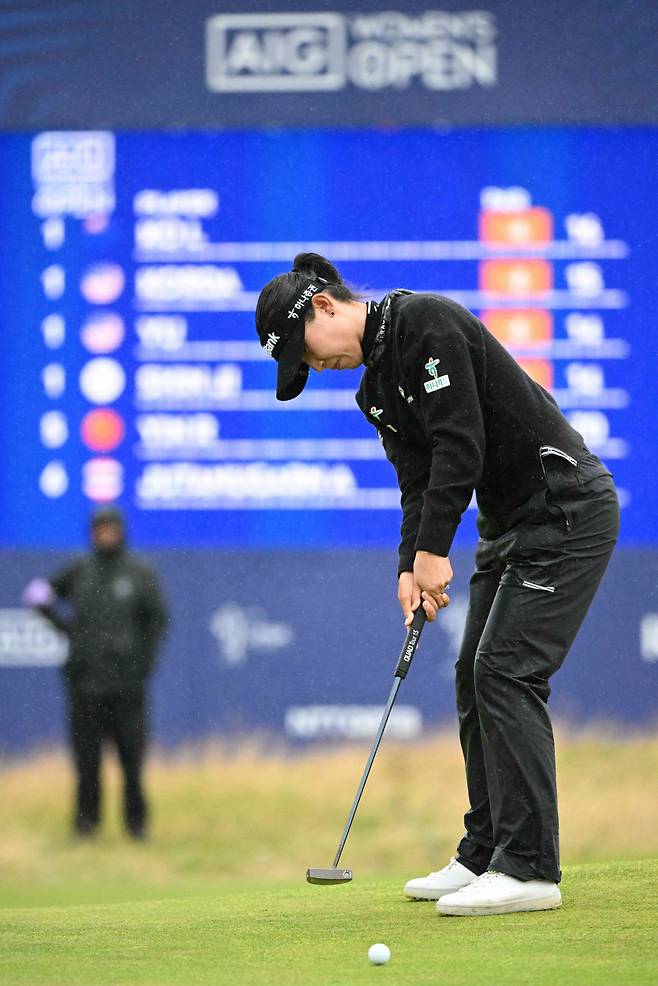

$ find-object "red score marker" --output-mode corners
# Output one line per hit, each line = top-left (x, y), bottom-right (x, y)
(81, 408), (125, 452)
(479, 208), (554, 245)
(481, 309), (553, 347)
(516, 358), (554, 391)
(480, 259), (553, 296)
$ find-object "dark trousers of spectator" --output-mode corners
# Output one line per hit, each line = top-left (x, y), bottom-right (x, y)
(68, 688), (148, 837)
(454, 453), (619, 884)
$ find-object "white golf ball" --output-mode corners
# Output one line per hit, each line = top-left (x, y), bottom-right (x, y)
(368, 943), (391, 965)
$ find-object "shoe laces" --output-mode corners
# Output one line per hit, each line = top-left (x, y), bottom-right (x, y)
(467, 870), (506, 888)
(428, 857), (460, 878)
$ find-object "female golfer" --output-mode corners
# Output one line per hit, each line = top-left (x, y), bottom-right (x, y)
(255, 253), (619, 916)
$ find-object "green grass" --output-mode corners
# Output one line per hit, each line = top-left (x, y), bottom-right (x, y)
(1, 861), (657, 986)
(1, 735), (657, 984)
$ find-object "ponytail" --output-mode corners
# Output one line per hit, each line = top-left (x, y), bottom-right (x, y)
(291, 253), (344, 285)
(255, 253), (358, 339)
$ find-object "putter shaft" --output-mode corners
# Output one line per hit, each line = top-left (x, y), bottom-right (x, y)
(331, 676), (401, 868)
(306, 607), (426, 886)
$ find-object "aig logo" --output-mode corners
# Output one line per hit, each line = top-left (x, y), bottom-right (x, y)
(206, 10), (497, 93)
(206, 13), (346, 92)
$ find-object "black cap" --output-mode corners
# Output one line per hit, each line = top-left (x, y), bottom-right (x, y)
(91, 505), (124, 528)
(256, 277), (327, 401)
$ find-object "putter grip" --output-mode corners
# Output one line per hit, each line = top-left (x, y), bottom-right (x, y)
(394, 605), (426, 679)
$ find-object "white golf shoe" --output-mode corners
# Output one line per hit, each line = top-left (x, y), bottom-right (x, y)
(437, 869), (562, 916)
(403, 857), (479, 900)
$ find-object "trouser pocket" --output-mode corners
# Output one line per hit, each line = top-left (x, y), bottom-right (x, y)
(539, 446), (581, 532)
(520, 578), (556, 593)
(500, 557), (563, 601)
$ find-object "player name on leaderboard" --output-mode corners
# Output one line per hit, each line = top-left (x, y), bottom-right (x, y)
(11, 128), (640, 547)
(131, 182), (632, 516)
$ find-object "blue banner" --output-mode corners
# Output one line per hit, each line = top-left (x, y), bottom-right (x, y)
(1, 547), (657, 755)
(0, 1), (656, 129)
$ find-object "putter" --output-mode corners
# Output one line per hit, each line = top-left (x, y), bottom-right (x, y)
(306, 604), (427, 885)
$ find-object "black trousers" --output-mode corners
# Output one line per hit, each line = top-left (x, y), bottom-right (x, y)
(68, 687), (148, 835)
(454, 452), (619, 883)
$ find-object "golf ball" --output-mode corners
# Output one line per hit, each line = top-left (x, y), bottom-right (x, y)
(368, 943), (391, 965)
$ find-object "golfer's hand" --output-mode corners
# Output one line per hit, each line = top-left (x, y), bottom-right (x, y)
(398, 570), (445, 626)
(412, 551), (452, 619)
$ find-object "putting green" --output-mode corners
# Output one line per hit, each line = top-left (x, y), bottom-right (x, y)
(1, 859), (656, 985)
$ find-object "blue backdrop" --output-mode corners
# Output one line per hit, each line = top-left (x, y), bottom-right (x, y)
(1, 546), (657, 754)
(0, 1), (656, 129)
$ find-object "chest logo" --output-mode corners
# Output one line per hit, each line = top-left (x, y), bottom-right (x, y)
(113, 576), (133, 599)
(424, 357), (450, 394)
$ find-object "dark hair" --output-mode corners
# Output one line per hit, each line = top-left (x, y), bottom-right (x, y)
(255, 253), (358, 337)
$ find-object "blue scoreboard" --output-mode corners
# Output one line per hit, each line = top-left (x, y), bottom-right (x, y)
(0, 127), (655, 547)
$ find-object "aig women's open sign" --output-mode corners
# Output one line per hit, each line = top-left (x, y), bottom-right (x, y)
(205, 10), (498, 93)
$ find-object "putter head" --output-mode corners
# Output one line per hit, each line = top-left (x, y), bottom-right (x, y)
(306, 867), (353, 885)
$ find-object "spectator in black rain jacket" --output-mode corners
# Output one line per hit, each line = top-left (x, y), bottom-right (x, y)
(254, 253), (619, 917)
(24, 505), (168, 839)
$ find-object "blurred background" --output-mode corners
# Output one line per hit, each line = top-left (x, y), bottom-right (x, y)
(0, 0), (657, 894)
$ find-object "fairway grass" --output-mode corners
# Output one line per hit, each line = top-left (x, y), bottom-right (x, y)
(1, 860), (657, 986)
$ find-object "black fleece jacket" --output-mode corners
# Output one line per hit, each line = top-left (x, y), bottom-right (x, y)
(40, 548), (168, 694)
(356, 291), (586, 573)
